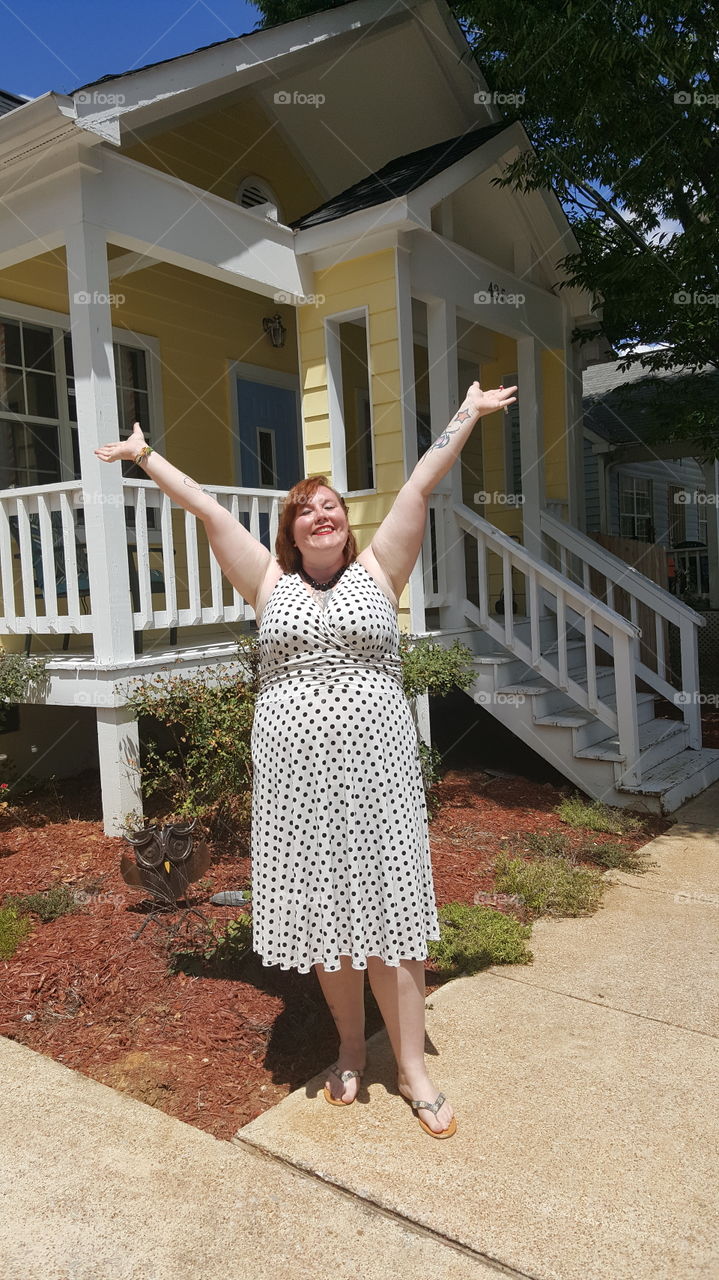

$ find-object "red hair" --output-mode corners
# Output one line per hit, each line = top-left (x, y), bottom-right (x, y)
(275, 475), (358, 573)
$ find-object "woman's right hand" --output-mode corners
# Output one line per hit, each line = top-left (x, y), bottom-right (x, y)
(94, 420), (146, 464)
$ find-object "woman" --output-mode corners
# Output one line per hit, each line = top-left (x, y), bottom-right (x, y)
(95, 377), (516, 1138)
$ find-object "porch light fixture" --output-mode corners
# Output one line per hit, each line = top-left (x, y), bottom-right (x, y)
(262, 313), (286, 348)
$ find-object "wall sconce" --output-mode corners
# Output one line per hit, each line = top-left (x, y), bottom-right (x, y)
(262, 313), (286, 348)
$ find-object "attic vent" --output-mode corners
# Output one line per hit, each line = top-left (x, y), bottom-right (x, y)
(236, 176), (280, 222)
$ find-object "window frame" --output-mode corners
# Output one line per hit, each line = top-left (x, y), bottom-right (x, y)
(324, 306), (376, 497)
(619, 474), (654, 542)
(0, 296), (164, 491)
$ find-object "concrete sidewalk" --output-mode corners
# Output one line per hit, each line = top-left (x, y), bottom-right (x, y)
(2, 789), (718, 1280)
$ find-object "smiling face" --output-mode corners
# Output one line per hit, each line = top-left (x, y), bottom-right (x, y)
(292, 485), (349, 563)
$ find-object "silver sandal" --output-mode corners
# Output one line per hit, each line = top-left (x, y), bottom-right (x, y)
(402, 1089), (458, 1139)
(322, 1063), (364, 1107)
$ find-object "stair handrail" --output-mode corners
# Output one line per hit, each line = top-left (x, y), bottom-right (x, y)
(454, 503), (639, 638)
(540, 509), (705, 628)
(540, 509), (703, 748)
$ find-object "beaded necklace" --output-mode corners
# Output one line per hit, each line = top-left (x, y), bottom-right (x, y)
(298, 562), (347, 610)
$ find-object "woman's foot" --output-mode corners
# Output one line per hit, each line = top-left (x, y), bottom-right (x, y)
(323, 1041), (366, 1104)
(397, 1068), (455, 1135)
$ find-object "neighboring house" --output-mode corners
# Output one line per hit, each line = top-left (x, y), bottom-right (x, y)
(0, 0), (717, 831)
(583, 360), (719, 606)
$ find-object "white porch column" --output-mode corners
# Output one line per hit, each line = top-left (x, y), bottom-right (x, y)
(395, 240), (430, 747)
(66, 215), (143, 835)
(96, 707), (144, 837)
(426, 296), (466, 630)
(516, 335), (545, 562)
(564, 320), (585, 531)
(701, 458), (719, 608)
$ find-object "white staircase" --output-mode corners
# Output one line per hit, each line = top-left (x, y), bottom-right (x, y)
(423, 498), (719, 814)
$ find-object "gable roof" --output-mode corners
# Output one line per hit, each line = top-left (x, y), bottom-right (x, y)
(289, 121), (514, 229)
(0, 90), (25, 117)
(583, 359), (719, 446)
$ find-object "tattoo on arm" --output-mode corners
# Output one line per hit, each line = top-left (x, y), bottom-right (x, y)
(182, 475), (207, 493)
(420, 407), (474, 459)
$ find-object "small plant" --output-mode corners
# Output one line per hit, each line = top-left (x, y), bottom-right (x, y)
(524, 830), (573, 859)
(581, 841), (659, 872)
(427, 902), (533, 975)
(494, 851), (605, 917)
(556, 794), (641, 835)
(168, 913), (253, 977)
(0, 904), (33, 959)
(418, 740), (444, 818)
(4, 884), (80, 923)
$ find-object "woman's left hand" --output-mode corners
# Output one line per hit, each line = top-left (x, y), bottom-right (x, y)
(464, 381), (518, 416)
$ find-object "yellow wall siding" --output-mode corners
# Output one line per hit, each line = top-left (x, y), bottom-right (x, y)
(122, 98), (323, 226)
(296, 248), (416, 627)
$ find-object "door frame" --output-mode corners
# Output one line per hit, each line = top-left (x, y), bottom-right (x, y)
(227, 359), (302, 489)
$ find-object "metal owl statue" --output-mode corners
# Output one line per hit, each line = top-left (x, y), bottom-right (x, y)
(120, 817), (211, 909)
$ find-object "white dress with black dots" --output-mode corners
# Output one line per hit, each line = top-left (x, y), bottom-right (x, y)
(250, 559), (440, 974)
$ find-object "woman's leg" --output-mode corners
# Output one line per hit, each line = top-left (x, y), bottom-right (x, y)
(314, 954), (367, 1102)
(366, 957), (454, 1134)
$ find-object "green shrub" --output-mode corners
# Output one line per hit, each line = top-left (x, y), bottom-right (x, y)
(4, 884), (80, 922)
(494, 851), (605, 917)
(398, 634), (476, 701)
(0, 904), (33, 958)
(427, 902), (533, 974)
(556, 794), (641, 834)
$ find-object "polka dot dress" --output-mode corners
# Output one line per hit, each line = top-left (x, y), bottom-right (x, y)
(250, 559), (440, 974)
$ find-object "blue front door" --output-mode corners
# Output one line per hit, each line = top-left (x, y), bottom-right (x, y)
(235, 377), (302, 550)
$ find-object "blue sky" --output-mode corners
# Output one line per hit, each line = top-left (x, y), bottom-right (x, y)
(0, 0), (265, 98)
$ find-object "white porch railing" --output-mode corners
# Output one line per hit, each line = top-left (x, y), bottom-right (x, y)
(0, 479), (286, 647)
(540, 510), (704, 749)
(423, 494), (703, 787)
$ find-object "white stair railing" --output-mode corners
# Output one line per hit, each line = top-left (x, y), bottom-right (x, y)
(0, 481), (92, 641)
(424, 495), (645, 785)
(540, 510), (704, 748)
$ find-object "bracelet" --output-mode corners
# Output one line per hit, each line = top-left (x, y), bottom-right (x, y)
(134, 444), (154, 465)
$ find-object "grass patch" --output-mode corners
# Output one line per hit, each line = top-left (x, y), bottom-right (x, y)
(0, 904), (33, 958)
(556, 794), (642, 835)
(494, 851), (605, 917)
(521, 830), (657, 874)
(427, 902), (533, 975)
(4, 884), (80, 923)
(580, 841), (659, 872)
(524, 830), (573, 858)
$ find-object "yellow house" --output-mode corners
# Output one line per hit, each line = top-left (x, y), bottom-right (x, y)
(0, 0), (716, 831)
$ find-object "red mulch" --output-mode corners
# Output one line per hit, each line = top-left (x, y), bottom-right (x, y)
(0, 767), (670, 1141)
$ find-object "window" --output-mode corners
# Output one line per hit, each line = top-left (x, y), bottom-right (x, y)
(697, 491), (708, 545)
(668, 485), (688, 545)
(328, 314), (374, 493)
(620, 476), (654, 541)
(0, 317), (62, 489)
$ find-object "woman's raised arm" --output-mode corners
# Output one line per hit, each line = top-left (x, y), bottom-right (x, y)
(367, 381), (517, 601)
(94, 421), (271, 608)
